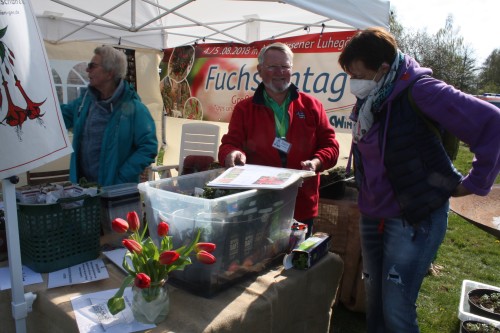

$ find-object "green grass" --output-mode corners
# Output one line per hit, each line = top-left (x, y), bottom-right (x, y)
(330, 142), (500, 332)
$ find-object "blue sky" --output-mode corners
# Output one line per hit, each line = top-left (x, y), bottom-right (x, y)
(390, 0), (500, 65)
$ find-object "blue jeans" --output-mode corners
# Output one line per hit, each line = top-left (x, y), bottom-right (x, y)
(360, 202), (449, 333)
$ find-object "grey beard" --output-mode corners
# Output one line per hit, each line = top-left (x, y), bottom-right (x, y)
(265, 81), (290, 94)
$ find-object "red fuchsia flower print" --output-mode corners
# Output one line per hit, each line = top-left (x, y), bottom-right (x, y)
(0, 26), (46, 140)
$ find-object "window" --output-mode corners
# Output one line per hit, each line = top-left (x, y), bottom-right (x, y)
(51, 61), (88, 104)
(66, 62), (88, 103)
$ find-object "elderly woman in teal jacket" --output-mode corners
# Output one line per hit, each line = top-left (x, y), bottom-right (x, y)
(61, 45), (157, 186)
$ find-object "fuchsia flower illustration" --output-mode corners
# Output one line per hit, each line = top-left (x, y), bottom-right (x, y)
(1, 78), (27, 128)
(15, 75), (45, 121)
(0, 26), (47, 140)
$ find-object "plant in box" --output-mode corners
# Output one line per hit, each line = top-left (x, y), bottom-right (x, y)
(462, 321), (500, 333)
(319, 166), (351, 199)
(107, 211), (216, 324)
(468, 288), (500, 321)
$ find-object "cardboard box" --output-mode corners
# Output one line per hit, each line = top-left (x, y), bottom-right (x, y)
(16, 183), (97, 205)
(16, 185), (44, 204)
(316, 192), (366, 313)
(290, 232), (331, 269)
(138, 168), (301, 297)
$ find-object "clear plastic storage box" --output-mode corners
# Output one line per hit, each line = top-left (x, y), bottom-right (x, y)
(138, 168), (301, 297)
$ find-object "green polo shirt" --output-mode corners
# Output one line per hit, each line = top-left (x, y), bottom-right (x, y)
(263, 90), (291, 138)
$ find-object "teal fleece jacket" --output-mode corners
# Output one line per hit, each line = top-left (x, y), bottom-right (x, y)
(61, 81), (158, 186)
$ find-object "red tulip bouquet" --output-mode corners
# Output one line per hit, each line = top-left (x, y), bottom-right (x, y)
(107, 211), (216, 315)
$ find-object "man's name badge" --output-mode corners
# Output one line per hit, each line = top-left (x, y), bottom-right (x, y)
(272, 137), (291, 154)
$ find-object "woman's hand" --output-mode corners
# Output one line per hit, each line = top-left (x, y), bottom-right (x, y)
(451, 183), (472, 197)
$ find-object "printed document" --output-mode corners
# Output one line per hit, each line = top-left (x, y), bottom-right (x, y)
(207, 164), (314, 190)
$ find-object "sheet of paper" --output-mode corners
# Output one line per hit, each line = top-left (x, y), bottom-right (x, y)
(48, 259), (109, 289)
(71, 287), (155, 333)
(102, 248), (132, 274)
(207, 164), (314, 190)
(0, 265), (43, 290)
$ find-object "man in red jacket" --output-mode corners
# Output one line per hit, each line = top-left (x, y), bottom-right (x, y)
(218, 42), (339, 237)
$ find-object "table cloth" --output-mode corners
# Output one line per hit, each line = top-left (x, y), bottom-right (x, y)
(1, 252), (343, 333)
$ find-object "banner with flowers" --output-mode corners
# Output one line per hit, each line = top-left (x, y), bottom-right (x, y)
(160, 31), (358, 133)
(0, 0), (72, 180)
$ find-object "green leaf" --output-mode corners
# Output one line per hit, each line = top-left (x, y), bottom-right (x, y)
(130, 250), (144, 269)
(107, 296), (126, 315)
(122, 252), (136, 276)
(0, 43), (5, 63)
(107, 275), (134, 315)
(142, 237), (159, 259)
(140, 221), (149, 239)
(161, 236), (173, 251)
(145, 257), (159, 281)
(167, 257), (192, 273)
(0, 27), (7, 39)
(178, 229), (201, 257)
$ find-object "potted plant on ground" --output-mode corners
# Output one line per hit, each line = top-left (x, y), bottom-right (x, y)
(461, 320), (500, 333)
(468, 288), (500, 321)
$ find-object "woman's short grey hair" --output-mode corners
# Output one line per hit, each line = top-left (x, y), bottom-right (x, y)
(94, 45), (127, 81)
(257, 42), (294, 65)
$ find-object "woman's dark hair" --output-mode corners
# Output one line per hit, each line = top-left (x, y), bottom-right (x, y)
(338, 27), (398, 73)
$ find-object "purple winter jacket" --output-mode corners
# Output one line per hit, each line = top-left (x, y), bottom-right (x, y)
(356, 55), (500, 219)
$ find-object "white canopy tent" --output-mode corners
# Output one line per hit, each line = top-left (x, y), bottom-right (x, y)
(34, 0), (390, 50)
(30, 0), (390, 173)
(5, 1), (390, 332)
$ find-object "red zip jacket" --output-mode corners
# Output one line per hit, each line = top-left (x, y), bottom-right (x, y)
(218, 84), (339, 220)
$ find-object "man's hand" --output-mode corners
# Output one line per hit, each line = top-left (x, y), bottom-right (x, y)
(224, 150), (246, 167)
(300, 158), (322, 173)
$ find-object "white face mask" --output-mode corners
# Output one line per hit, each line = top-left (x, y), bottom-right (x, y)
(349, 70), (379, 99)
(350, 79), (377, 99)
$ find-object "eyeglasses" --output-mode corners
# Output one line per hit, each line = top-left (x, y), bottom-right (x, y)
(264, 65), (292, 73)
(87, 62), (101, 70)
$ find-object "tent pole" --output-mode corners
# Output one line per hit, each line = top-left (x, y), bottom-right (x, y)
(2, 177), (37, 333)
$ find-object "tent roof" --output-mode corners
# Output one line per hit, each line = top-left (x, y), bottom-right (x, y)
(33, 0), (390, 50)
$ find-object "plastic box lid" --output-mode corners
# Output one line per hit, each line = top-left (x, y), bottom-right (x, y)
(458, 279), (500, 327)
(101, 183), (139, 198)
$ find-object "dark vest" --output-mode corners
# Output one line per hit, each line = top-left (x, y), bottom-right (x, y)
(378, 88), (463, 225)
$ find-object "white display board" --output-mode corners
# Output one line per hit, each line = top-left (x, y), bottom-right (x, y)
(0, 1), (72, 180)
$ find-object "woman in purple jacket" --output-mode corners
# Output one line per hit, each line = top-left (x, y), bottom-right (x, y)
(338, 27), (500, 332)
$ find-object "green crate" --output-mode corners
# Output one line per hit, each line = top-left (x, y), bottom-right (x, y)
(18, 194), (101, 273)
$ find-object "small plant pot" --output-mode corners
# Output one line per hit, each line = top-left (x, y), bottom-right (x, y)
(319, 166), (348, 199)
(319, 180), (346, 199)
(461, 320), (500, 333)
(468, 288), (500, 321)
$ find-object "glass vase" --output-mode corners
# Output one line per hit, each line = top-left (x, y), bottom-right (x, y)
(131, 279), (170, 324)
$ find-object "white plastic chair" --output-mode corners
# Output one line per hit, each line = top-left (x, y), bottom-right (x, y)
(150, 122), (220, 179)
